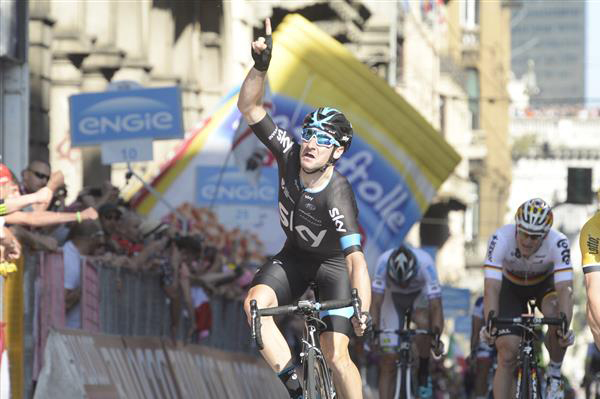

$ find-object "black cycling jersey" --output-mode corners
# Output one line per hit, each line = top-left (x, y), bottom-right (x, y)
(250, 114), (362, 258)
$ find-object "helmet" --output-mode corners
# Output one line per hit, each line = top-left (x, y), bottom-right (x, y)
(514, 198), (553, 235)
(387, 245), (418, 285)
(302, 107), (353, 151)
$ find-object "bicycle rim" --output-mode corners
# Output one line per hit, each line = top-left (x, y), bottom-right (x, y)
(516, 367), (527, 399)
(395, 365), (411, 399)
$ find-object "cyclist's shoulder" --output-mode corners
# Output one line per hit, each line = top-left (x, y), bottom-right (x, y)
(544, 228), (569, 246)
(581, 212), (600, 237)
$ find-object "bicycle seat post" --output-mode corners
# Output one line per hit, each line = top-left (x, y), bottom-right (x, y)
(527, 298), (537, 315)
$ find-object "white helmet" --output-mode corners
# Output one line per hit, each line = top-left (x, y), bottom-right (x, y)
(514, 198), (553, 235)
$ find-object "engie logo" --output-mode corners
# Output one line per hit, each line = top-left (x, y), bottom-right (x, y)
(69, 87), (183, 146)
(195, 166), (278, 206)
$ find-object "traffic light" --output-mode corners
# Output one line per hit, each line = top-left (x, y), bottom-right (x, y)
(566, 167), (593, 204)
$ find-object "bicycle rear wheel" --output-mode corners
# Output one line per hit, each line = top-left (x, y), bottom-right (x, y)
(305, 349), (335, 399)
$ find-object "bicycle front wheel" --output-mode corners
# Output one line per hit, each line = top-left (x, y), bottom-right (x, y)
(305, 349), (335, 399)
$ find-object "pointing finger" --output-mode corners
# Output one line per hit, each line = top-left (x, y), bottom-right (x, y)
(265, 17), (272, 36)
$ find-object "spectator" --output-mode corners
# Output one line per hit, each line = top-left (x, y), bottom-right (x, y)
(62, 220), (105, 328)
(20, 160), (64, 211)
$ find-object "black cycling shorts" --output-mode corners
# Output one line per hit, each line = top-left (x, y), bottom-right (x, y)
(496, 275), (555, 337)
(251, 244), (353, 336)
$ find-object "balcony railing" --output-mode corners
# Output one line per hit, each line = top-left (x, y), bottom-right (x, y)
(461, 27), (480, 64)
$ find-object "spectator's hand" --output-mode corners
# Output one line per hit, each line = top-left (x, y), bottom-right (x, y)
(557, 328), (575, 347)
(81, 207), (99, 221)
(47, 171), (64, 192)
(35, 187), (54, 207)
(0, 227), (21, 260)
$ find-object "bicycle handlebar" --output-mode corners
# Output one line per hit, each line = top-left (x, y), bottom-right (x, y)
(487, 310), (568, 336)
(250, 288), (361, 350)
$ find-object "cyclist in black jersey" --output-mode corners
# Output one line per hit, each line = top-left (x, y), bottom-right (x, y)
(240, 19), (371, 399)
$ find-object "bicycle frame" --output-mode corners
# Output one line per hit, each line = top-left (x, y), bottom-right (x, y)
(250, 287), (361, 399)
(378, 310), (433, 399)
(489, 302), (567, 399)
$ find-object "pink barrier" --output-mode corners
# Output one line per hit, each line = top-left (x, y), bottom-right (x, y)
(34, 252), (100, 380)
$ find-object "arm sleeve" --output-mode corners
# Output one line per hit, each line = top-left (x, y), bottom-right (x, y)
(483, 231), (505, 280)
(421, 252), (442, 299)
(249, 114), (297, 166)
(329, 178), (362, 256)
(553, 234), (573, 283)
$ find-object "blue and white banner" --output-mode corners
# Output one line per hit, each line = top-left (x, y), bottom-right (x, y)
(69, 87), (184, 146)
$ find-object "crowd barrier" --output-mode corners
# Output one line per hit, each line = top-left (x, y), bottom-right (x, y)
(34, 328), (287, 399)
(18, 251), (258, 397)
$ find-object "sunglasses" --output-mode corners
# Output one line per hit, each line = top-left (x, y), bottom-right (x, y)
(29, 170), (50, 181)
(517, 230), (544, 241)
(301, 128), (340, 148)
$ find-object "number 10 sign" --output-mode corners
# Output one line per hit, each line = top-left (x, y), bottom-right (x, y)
(101, 138), (153, 165)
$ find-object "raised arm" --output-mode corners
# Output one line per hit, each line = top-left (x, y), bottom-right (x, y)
(237, 18), (272, 124)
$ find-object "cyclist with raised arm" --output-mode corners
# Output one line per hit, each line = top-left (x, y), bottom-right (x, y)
(370, 244), (444, 399)
(240, 19), (371, 399)
(482, 198), (574, 399)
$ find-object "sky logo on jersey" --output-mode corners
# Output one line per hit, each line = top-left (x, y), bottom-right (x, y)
(196, 166), (278, 206)
(269, 127), (294, 153)
(329, 208), (347, 232)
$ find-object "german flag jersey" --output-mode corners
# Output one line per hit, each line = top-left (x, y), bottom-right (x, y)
(483, 224), (573, 286)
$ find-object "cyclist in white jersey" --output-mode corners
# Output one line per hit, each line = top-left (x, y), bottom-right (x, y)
(370, 244), (444, 399)
(481, 198), (574, 399)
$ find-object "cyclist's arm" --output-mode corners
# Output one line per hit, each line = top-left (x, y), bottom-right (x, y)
(370, 292), (384, 329)
(586, 273), (600, 347)
(483, 277), (501, 323)
(483, 231), (506, 322)
(555, 279), (573, 326)
(237, 67), (267, 125)
(428, 296), (444, 335)
(346, 250), (371, 312)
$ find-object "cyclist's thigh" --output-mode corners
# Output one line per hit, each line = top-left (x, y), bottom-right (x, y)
(497, 277), (530, 337)
(412, 292), (429, 327)
(495, 335), (520, 363)
(538, 277), (559, 316)
(251, 247), (310, 306)
(314, 256), (352, 336)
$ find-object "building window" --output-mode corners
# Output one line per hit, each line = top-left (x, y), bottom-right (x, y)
(460, 0), (480, 28)
(466, 67), (480, 129)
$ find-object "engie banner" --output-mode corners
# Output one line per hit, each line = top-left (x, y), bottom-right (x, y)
(131, 14), (460, 267)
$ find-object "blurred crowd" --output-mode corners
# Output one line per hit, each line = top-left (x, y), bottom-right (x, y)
(0, 159), (267, 343)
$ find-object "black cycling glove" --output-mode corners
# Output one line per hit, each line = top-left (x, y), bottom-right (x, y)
(252, 34), (272, 72)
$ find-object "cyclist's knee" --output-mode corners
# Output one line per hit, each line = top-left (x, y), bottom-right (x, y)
(496, 337), (519, 366)
(321, 339), (352, 369)
(243, 285), (277, 319)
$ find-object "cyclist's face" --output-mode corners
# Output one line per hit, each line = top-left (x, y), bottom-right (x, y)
(300, 130), (344, 172)
(516, 229), (544, 257)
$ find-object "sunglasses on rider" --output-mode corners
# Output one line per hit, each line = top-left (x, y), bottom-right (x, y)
(517, 230), (544, 241)
(301, 128), (340, 148)
(29, 170), (50, 181)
